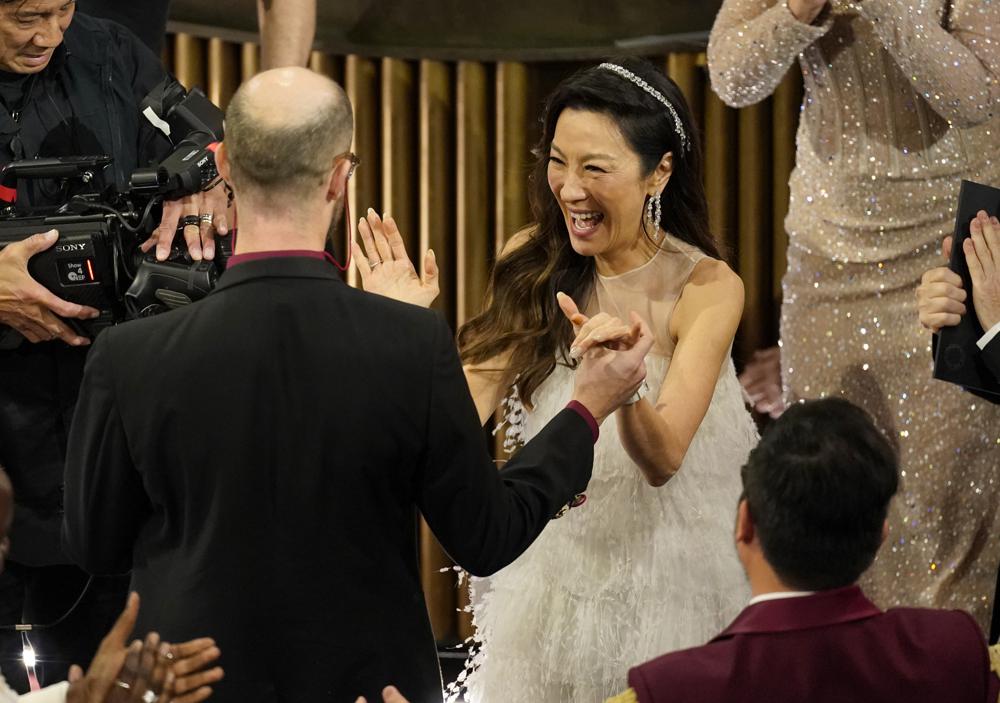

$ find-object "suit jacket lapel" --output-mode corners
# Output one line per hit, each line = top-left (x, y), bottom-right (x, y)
(713, 586), (882, 640)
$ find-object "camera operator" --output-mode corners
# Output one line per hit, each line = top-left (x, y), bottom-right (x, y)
(0, 0), (230, 690)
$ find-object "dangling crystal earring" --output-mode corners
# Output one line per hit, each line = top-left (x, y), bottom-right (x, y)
(646, 193), (662, 242)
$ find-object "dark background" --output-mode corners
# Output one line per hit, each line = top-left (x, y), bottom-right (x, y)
(168, 0), (723, 60)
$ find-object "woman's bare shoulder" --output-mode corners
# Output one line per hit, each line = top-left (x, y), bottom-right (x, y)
(673, 257), (745, 332)
(687, 256), (743, 292)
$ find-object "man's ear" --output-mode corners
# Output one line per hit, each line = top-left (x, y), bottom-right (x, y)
(880, 519), (889, 547)
(735, 498), (755, 546)
(326, 157), (352, 203)
(647, 151), (673, 197)
(215, 142), (231, 184)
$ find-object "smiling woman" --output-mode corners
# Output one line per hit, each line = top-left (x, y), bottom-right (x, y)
(447, 57), (758, 703)
(357, 56), (758, 702)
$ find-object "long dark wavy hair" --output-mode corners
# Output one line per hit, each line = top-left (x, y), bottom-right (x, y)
(458, 57), (721, 408)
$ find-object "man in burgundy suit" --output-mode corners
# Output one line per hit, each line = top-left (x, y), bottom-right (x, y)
(364, 399), (1000, 703)
(619, 397), (1000, 703)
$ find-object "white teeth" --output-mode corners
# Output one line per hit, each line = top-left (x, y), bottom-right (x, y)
(570, 212), (603, 231)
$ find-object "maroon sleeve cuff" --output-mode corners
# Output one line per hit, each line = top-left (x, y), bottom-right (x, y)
(566, 401), (599, 443)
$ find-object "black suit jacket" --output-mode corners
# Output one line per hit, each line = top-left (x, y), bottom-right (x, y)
(982, 336), (1000, 386)
(62, 256), (594, 703)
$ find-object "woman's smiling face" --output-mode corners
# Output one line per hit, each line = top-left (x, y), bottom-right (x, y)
(546, 107), (663, 271)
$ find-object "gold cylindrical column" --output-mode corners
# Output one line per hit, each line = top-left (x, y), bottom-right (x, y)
(736, 102), (773, 360)
(345, 55), (380, 288)
(207, 38), (239, 109)
(240, 43), (260, 83)
(382, 59), (417, 252)
(173, 34), (206, 90)
(771, 71), (801, 311)
(495, 62), (530, 251)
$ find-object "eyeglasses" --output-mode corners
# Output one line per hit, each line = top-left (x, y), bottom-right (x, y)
(335, 151), (360, 181)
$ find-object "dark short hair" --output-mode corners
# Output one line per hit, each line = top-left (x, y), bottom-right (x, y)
(742, 398), (899, 591)
(224, 76), (353, 205)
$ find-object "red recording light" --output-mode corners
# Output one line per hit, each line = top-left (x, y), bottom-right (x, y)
(85, 259), (95, 281)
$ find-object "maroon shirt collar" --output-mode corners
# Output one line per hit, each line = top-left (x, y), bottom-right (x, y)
(227, 249), (331, 267)
(713, 585), (882, 641)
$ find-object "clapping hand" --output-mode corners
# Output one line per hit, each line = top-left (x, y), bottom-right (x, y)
(916, 212), (1000, 334)
(352, 210), (439, 308)
(355, 685), (409, 703)
(66, 593), (174, 703)
(965, 211), (1000, 331)
(737, 347), (785, 418)
(66, 593), (222, 703)
(787, 0), (827, 23)
(917, 235), (966, 333)
(165, 638), (224, 703)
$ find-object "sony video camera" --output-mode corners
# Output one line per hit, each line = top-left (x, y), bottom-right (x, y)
(0, 78), (230, 341)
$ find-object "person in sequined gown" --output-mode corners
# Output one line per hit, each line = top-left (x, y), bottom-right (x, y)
(708, 0), (1000, 629)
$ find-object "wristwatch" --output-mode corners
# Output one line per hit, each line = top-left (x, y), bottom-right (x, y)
(623, 380), (650, 406)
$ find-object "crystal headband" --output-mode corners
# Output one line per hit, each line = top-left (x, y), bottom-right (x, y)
(597, 63), (691, 153)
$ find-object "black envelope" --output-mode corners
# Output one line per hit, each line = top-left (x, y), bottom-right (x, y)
(932, 179), (1000, 397)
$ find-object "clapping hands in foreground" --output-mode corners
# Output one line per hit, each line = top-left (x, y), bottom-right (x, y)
(66, 593), (223, 703)
(355, 685), (409, 703)
(917, 211), (1000, 334)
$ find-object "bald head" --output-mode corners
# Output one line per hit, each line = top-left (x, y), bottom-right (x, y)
(224, 67), (353, 207)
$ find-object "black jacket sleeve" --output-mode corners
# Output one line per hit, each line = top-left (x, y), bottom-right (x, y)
(416, 314), (594, 577)
(982, 335), (1000, 386)
(109, 20), (173, 166)
(62, 328), (151, 574)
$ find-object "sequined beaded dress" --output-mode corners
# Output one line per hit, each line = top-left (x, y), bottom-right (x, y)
(460, 237), (755, 702)
(709, 0), (1000, 628)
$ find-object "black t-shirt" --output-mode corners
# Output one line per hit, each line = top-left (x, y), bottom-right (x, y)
(78, 0), (172, 55)
(0, 70), (31, 123)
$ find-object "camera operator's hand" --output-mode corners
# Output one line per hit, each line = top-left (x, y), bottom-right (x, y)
(142, 182), (232, 262)
(0, 230), (97, 346)
(353, 209), (440, 308)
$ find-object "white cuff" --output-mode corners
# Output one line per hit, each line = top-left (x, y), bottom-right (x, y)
(19, 680), (70, 703)
(977, 320), (1000, 350)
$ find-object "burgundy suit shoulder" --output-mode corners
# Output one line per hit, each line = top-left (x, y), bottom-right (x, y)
(628, 605), (994, 703)
(629, 639), (740, 703)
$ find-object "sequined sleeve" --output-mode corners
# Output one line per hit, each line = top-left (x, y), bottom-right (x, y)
(857, 0), (1000, 127)
(707, 0), (833, 107)
(604, 689), (639, 703)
